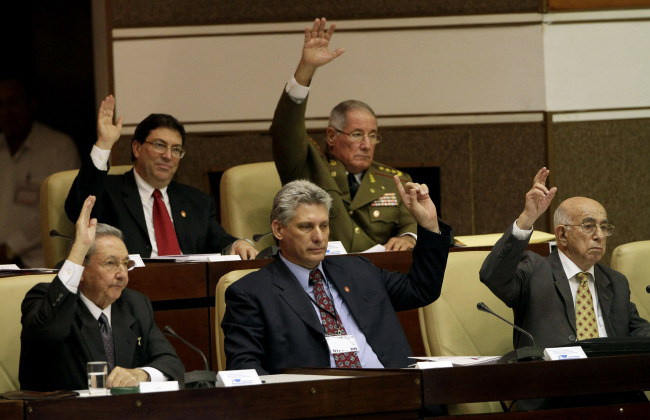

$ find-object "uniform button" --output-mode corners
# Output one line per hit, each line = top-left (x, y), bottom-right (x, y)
(568, 335), (576, 342)
(330, 171), (337, 177)
(370, 188), (375, 193)
(348, 210), (353, 215)
(373, 210), (380, 218)
(354, 227), (361, 235)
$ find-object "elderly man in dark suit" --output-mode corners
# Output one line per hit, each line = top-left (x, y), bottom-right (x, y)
(65, 95), (257, 259)
(222, 178), (451, 375)
(480, 167), (650, 409)
(20, 196), (185, 391)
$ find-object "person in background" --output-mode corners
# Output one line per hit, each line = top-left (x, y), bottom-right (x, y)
(65, 95), (257, 259)
(0, 73), (80, 267)
(20, 196), (185, 391)
(270, 18), (425, 253)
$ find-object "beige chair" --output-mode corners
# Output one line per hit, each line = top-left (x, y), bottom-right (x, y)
(0, 274), (56, 392)
(610, 240), (650, 321)
(214, 269), (258, 371)
(418, 250), (514, 415)
(219, 162), (282, 252)
(40, 165), (132, 268)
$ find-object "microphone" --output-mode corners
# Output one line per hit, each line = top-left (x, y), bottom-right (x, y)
(252, 232), (272, 242)
(164, 326), (216, 388)
(476, 302), (544, 362)
(49, 229), (73, 240)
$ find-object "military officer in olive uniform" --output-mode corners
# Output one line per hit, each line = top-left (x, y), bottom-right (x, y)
(270, 18), (418, 252)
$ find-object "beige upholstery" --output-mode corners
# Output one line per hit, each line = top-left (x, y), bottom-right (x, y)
(40, 165), (132, 268)
(214, 269), (258, 372)
(419, 250), (513, 414)
(610, 240), (650, 321)
(219, 162), (282, 252)
(0, 274), (56, 392)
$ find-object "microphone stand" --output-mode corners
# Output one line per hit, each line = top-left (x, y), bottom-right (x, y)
(164, 326), (216, 388)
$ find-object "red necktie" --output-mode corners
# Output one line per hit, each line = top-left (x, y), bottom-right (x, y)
(310, 269), (362, 368)
(152, 189), (181, 256)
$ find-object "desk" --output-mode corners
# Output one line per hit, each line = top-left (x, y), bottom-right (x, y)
(128, 244), (551, 371)
(20, 371), (422, 420)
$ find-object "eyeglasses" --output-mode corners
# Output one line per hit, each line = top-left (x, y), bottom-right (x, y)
(333, 129), (382, 145)
(564, 222), (615, 237)
(92, 257), (136, 273)
(143, 140), (186, 159)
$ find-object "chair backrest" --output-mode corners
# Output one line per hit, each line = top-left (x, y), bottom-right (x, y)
(610, 240), (650, 321)
(214, 269), (258, 372)
(418, 250), (512, 415)
(219, 162), (281, 252)
(0, 274), (56, 392)
(40, 165), (132, 268)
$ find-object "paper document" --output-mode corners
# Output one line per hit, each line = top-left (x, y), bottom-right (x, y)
(409, 356), (500, 366)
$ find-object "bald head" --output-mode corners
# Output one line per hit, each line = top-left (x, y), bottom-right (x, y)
(553, 196), (609, 271)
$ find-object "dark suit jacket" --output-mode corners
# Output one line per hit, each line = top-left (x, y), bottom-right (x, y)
(270, 89), (417, 253)
(480, 225), (650, 349)
(65, 158), (236, 257)
(222, 225), (451, 375)
(19, 276), (185, 391)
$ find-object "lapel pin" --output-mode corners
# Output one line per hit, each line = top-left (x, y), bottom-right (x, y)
(181, 211), (186, 218)
(344, 286), (350, 293)
(137, 337), (142, 346)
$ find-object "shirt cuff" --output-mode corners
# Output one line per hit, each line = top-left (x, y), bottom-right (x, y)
(140, 366), (167, 382)
(398, 232), (418, 240)
(512, 219), (533, 240)
(90, 145), (111, 171)
(285, 76), (310, 104)
(59, 260), (85, 293)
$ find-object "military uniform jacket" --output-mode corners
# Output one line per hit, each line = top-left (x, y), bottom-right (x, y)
(270, 89), (417, 253)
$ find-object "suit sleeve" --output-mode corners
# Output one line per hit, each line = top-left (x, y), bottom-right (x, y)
(221, 283), (270, 375)
(65, 155), (110, 222)
(21, 277), (80, 342)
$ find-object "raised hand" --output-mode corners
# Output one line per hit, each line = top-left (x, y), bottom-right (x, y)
(68, 195), (98, 265)
(394, 175), (439, 233)
(517, 167), (557, 230)
(294, 18), (346, 86)
(96, 95), (124, 150)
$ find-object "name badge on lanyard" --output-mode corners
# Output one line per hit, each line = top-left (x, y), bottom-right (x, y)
(325, 334), (359, 354)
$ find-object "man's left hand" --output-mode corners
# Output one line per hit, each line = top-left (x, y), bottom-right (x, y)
(230, 239), (259, 260)
(384, 235), (416, 251)
(107, 366), (149, 388)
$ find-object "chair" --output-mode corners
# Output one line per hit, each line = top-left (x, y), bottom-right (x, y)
(40, 165), (132, 268)
(0, 274), (56, 392)
(418, 250), (514, 415)
(610, 240), (650, 321)
(219, 162), (282, 252)
(214, 269), (259, 371)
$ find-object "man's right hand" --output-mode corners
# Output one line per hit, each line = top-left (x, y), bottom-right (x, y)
(517, 167), (557, 230)
(294, 18), (346, 87)
(68, 195), (98, 265)
(96, 95), (123, 150)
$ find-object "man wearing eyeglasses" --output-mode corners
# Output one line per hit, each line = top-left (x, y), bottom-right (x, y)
(269, 18), (419, 253)
(65, 95), (257, 259)
(20, 196), (185, 391)
(480, 167), (650, 354)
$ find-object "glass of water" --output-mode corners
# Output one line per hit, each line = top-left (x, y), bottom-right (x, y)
(87, 361), (108, 395)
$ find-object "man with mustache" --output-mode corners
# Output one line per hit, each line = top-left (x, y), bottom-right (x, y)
(20, 196), (185, 391)
(65, 96), (257, 259)
(270, 18), (421, 253)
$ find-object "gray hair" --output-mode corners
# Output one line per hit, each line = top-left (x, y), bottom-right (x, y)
(271, 180), (332, 226)
(553, 205), (571, 228)
(84, 223), (124, 261)
(328, 100), (376, 130)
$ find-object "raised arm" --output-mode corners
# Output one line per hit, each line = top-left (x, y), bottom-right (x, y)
(294, 18), (346, 87)
(516, 167), (557, 230)
(393, 175), (439, 233)
(95, 94), (124, 151)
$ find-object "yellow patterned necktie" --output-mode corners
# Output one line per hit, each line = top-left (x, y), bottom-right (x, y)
(575, 272), (599, 340)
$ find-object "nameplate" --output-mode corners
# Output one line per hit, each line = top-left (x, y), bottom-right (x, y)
(543, 346), (588, 361)
(139, 381), (179, 393)
(415, 361), (454, 369)
(216, 369), (262, 387)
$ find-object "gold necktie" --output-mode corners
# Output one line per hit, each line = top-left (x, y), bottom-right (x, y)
(575, 272), (599, 340)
